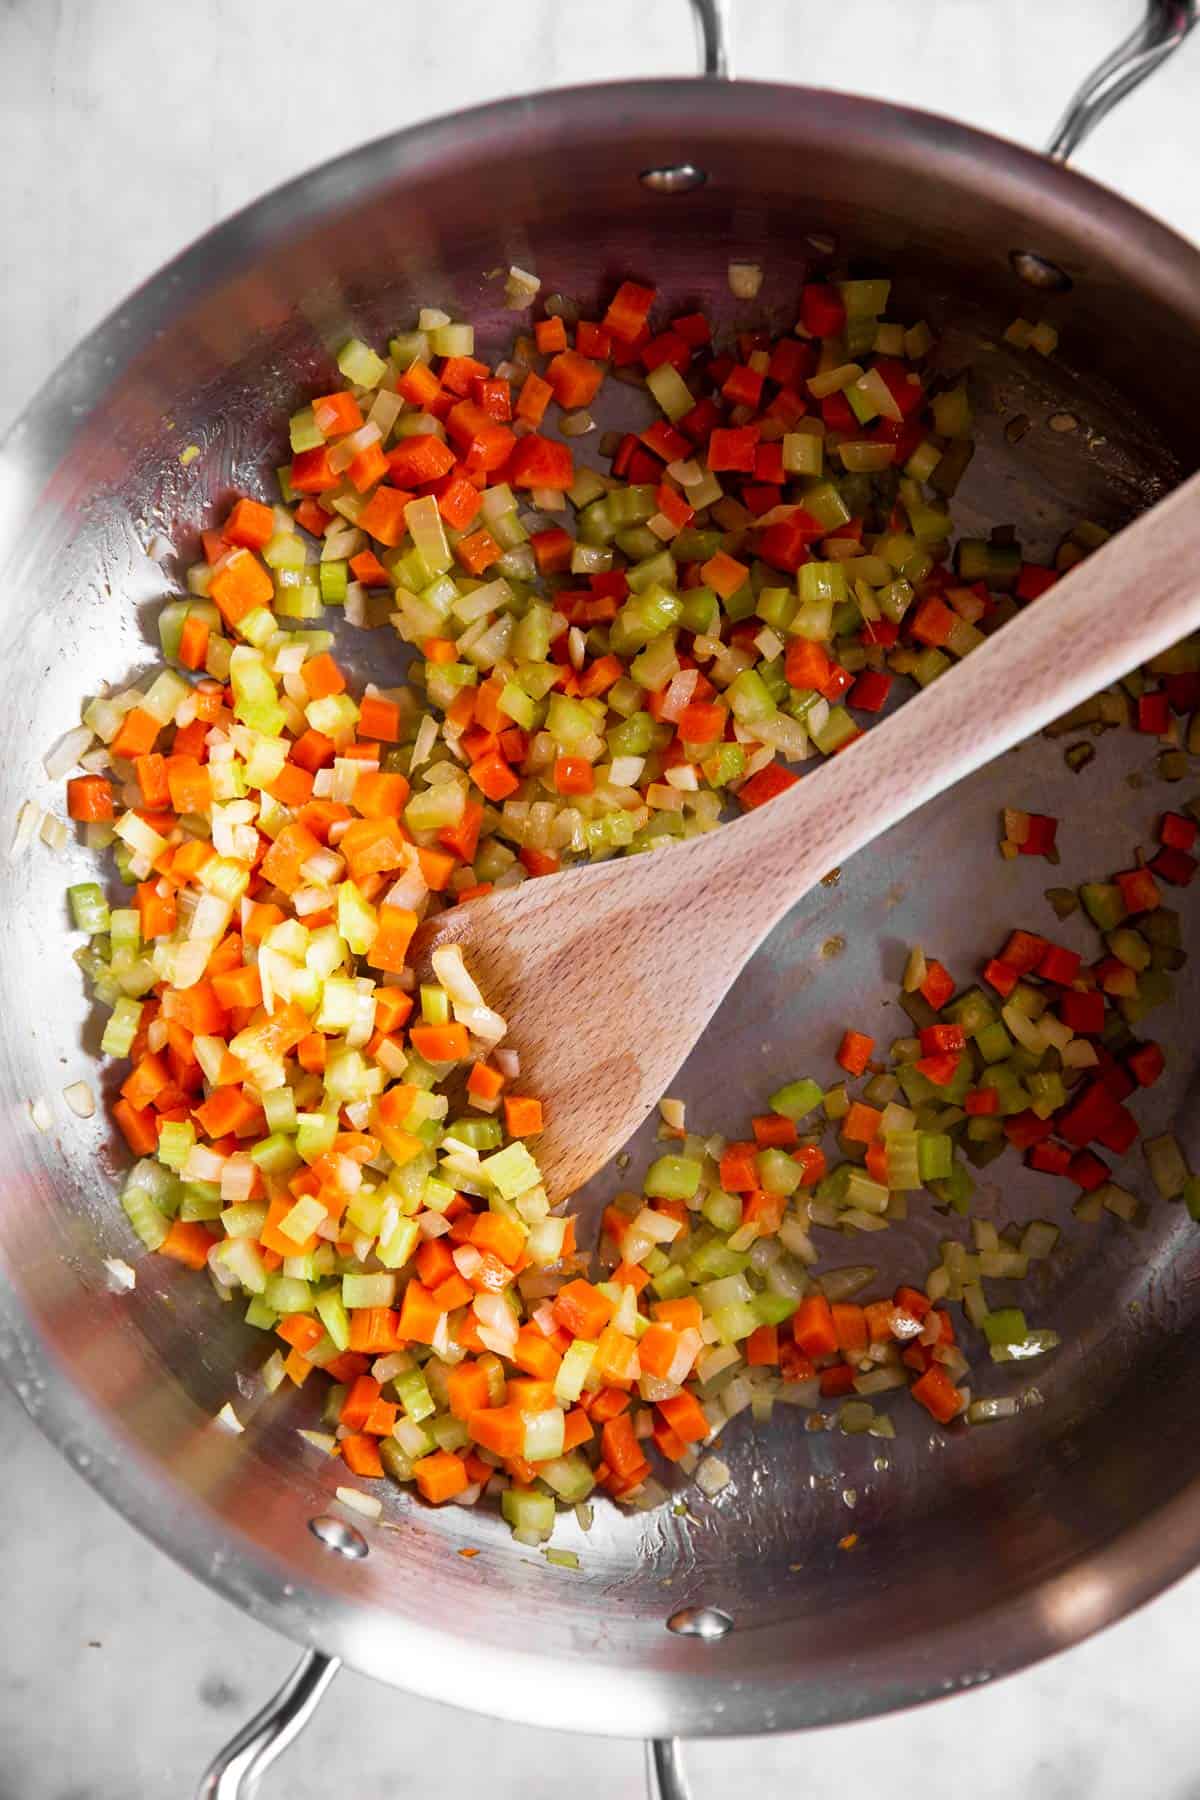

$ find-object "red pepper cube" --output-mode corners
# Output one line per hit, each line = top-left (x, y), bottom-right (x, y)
(1037, 943), (1081, 986)
(1151, 846), (1198, 887)
(1116, 867), (1161, 914)
(1018, 814), (1058, 858)
(920, 1023), (966, 1056)
(1004, 1110), (1054, 1150)
(1007, 1108), (1057, 1152)
(1068, 1148), (1111, 1192)
(819, 663), (854, 704)
(1159, 812), (1198, 852)
(964, 1088), (999, 1117)
(836, 1030), (874, 1077)
(678, 396), (721, 444)
(671, 312), (712, 348)
(1057, 1079), (1121, 1147)
(753, 442), (785, 485)
(983, 958), (1020, 999)
(1126, 1041), (1165, 1087)
(707, 426), (760, 472)
(1096, 956), (1139, 999)
(1094, 1104), (1139, 1157)
(1095, 1047), (1137, 1102)
(641, 331), (691, 375)
(914, 1052), (962, 1087)
(1137, 691), (1170, 734)
(820, 392), (856, 433)
(603, 280), (656, 343)
(800, 284), (847, 338)
(1058, 989), (1106, 1035)
(640, 420), (691, 463)
(722, 364), (765, 409)
(1015, 562), (1059, 601)
(1000, 930), (1049, 974)
(873, 358), (925, 419)
(1165, 672), (1200, 713)
(918, 960), (955, 1011)
(767, 338), (815, 387)
(1026, 1140), (1073, 1177)
(849, 671), (893, 714)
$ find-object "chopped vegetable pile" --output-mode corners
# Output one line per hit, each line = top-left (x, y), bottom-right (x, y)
(43, 268), (1196, 1544)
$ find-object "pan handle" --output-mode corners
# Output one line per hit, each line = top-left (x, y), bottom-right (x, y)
(196, 1650), (341, 1799)
(1045, 0), (1195, 160)
(688, 0), (731, 78)
(647, 1738), (693, 1800)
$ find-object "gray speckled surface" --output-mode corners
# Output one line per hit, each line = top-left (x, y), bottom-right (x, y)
(3, 2), (1199, 1795)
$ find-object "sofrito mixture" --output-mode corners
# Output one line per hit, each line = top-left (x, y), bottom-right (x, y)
(35, 264), (1198, 1543)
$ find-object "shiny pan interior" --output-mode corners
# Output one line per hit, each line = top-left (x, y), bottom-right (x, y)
(2, 80), (1200, 1739)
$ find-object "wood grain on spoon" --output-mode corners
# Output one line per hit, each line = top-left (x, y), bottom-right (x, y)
(418, 469), (1200, 1201)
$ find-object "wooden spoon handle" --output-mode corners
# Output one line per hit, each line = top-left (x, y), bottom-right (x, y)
(686, 465), (1200, 943)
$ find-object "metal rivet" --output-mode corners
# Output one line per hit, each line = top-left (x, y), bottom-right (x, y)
(1009, 250), (1073, 292)
(309, 1515), (368, 1559)
(640, 164), (708, 195)
(666, 1605), (733, 1639)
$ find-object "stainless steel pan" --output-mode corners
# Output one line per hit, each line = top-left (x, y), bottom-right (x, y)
(1, 6), (1198, 1796)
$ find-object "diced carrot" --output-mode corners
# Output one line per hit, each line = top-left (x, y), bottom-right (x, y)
(339, 1375), (382, 1431)
(397, 1279), (441, 1344)
(178, 612), (211, 671)
(466, 1061), (506, 1103)
(136, 881), (177, 941)
(209, 548), (273, 626)
(357, 696), (403, 743)
(600, 1412), (644, 1477)
(66, 774), (115, 821)
(447, 1360), (491, 1421)
(502, 1095), (543, 1137)
(413, 1449), (469, 1504)
(793, 1294), (839, 1358)
(356, 484), (413, 547)
(224, 497), (275, 551)
(837, 1029), (874, 1077)
(745, 1324), (780, 1366)
(910, 1364), (963, 1424)
(113, 1098), (159, 1157)
(408, 1021), (469, 1062)
(454, 527), (503, 576)
(831, 1302), (868, 1355)
(700, 550), (749, 600)
(341, 1434), (385, 1478)
(276, 1313), (324, 1353)
(312, 391), (363, 436)
(157, 1220), (213, 1271)
(109, 708), (161, 761)
(466, 1211), (528, 1279)
(656, 1391), (709, 1444)
(653, 1298), (703, 1332)
(302, 652), (346, 701)
(468, 1405), (524, 1458)
(842, 1101), (882, 1144)
(552, 1278), (616, 1340)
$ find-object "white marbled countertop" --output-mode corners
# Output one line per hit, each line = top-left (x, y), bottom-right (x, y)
(2, 2), (1199, 1795)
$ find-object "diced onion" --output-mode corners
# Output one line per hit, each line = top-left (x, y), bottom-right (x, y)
(336, 1486), (382, 1520)
(62, 1081), (95, 1118)
(727, 261), (764, 299)
(215, 1403), (244, 1433)
(44, 725), (95, 779)
(696, 1454), (731, 1495)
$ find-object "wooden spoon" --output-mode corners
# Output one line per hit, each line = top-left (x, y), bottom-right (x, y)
(418, 469), (1200, 1200)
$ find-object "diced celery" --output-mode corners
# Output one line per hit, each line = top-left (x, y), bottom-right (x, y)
(644, 1155), (702, 1200)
